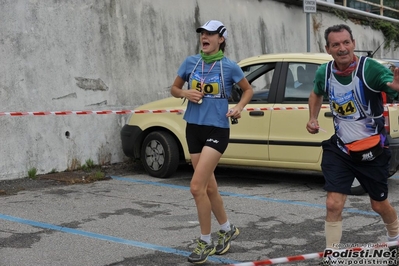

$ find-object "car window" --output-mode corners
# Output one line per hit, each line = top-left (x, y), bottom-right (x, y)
(284, 63), (319, 102)
(379, 59), (399, 68)
(241, 64), (264, 76)
(241, 63), (276, 102)
(251, 69), (274, 101)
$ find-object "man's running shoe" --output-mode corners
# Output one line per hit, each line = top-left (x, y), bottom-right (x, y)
(187, 238), (216, 264)
(215, 224), (240, 255)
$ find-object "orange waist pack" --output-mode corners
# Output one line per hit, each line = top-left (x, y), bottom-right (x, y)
(345, 135), (383, 162)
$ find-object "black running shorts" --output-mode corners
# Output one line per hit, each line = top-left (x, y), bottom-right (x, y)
(321, 136), (391, 201)
(185, 123), (230, 154)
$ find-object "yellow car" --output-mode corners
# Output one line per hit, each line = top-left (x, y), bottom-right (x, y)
(120, 53), (399, 195)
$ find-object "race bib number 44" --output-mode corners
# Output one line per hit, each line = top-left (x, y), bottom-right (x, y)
(332, 100), (357, 116)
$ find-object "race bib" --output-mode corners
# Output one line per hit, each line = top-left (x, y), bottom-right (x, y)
(190, 72), (222, 98)
(332, 100), (357, 116)
(330, 90), (358, 117)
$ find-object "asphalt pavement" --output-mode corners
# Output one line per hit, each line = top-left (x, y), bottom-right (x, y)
(1, 166), (399, 266)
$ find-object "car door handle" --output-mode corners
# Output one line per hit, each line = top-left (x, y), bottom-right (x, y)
(324, 112), (333, 117)
(249, 111), (264, 117)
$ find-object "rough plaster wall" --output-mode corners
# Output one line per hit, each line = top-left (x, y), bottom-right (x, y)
(0, 0), (398, 180)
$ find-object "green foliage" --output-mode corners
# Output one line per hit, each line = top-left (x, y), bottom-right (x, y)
(85, 159), (95, 169)
(92, 171), (105, 180)
(369, 19), (399, 49)
(332, 9), (348, 21)
(81, 159), (96, 172)
(27, 167), (37, 179)
(81, 164), (89, 172)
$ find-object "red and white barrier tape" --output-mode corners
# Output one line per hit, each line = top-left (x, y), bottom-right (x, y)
(0, 103), (396, 117)
(0, 109), (184, 116)
(226, 240), (399, 266)
(0, 106), (326, 117)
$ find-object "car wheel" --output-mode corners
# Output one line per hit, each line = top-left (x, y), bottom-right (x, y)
(351, 178), (366, 195)
(141, 131), (180, 178)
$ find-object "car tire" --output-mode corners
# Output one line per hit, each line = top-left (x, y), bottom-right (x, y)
(140, 131), (180, 178)
(351, 178), (366, 195)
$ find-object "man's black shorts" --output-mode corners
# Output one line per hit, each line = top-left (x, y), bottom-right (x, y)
(185, 123), (229, 154)
(321, 136), (391, 201)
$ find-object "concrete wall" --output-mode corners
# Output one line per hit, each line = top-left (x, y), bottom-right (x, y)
(1, 0), (398, 180)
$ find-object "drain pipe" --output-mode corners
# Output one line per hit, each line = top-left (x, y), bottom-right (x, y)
(316, 0), (399, 24)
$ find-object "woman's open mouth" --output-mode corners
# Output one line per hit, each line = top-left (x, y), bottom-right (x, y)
(202, 41), (210, 49)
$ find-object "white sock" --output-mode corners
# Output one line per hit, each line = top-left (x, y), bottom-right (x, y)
(200, 234), (212, 244)
(388, 234), (399, 242)
(220, 221), (231, 232)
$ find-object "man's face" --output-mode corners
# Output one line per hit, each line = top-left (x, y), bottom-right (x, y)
(325, 29), (356, 70)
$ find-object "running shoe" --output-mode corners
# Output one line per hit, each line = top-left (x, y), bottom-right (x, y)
(215, 224), (240, 255)
(187, 238), (216, 264)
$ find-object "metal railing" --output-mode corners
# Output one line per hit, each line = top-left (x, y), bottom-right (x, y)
(316, 0), (399, 23)
(334, 0), (399, 18)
